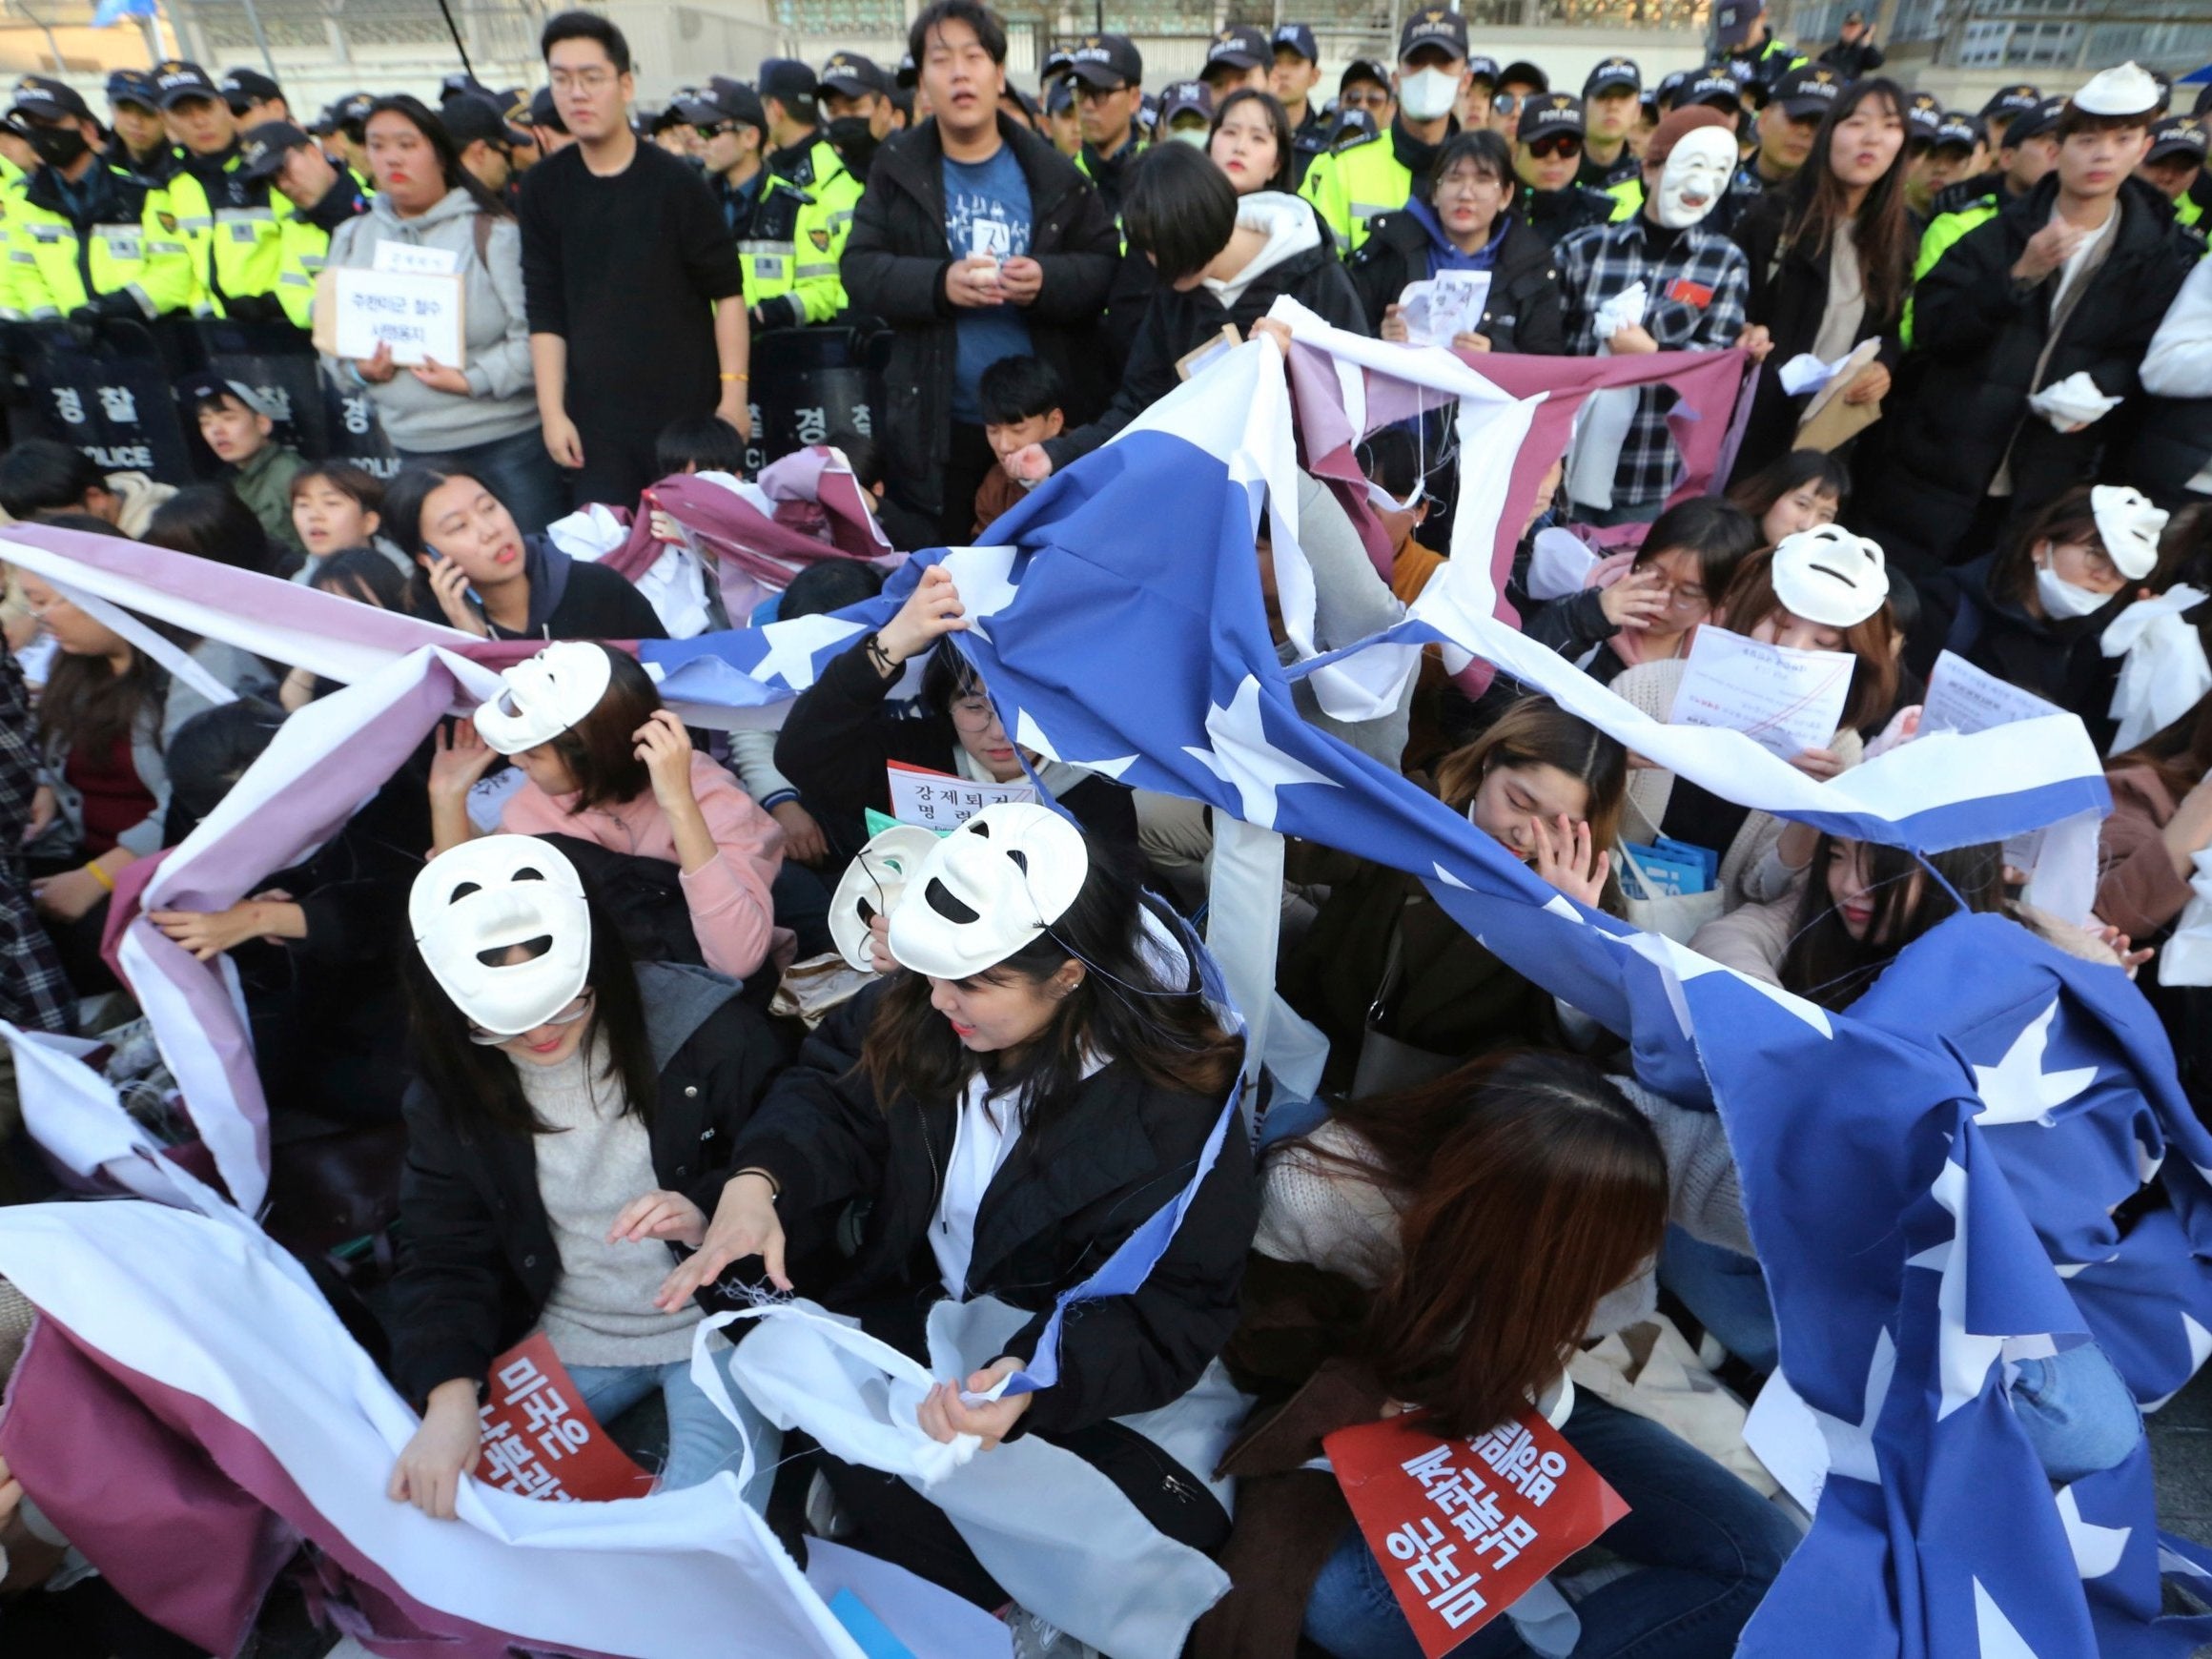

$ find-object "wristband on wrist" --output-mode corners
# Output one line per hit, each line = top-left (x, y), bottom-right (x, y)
(759, 789), (799, 811)
(864, 631), (900, 677)
(734, 1166), (780, 1199)
(83, 859), (113, 892)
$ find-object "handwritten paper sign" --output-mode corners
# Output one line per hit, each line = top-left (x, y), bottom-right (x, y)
(371, 240), (461, 276)
(885, 761), (1034, 830)
(312, 266), (466, 368)
(472, 1332), (656, 1503)
(1920, 649), (2064, 736)
(1669, 626), (1853, 760)
(1397, 273), (1491, 348)
(1325, 1406), (1629, 1654)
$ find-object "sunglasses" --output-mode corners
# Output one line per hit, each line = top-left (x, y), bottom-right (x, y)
(693, 122), (736, 139)
(1526, 134), (1582, 159)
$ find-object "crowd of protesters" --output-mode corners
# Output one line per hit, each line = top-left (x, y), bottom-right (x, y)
(0, 2), (2210, 1655)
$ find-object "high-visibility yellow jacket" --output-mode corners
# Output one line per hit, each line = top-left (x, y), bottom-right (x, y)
(4, 161), (193, 318)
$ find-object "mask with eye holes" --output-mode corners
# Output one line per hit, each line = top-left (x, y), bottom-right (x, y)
(887, 803), (1091, 980)
(472, 640), (614, 755)
(829, 822), (941, 973)
(409, 835), (592, 1035)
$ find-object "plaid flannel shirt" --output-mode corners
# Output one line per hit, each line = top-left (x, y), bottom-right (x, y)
(0, 650), (71, 1035)
(1557, 216), (1750, 509)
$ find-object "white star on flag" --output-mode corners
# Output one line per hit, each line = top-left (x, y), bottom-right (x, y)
(938, 545), (1021, 642)
(1906, 1157), (2006, 1420)
(2142, 1313), (2212, 1410)
(2053, 1485), (2130, 1579)
(1815, 1325), (1895, 1486)
(1013, 707), (1136, 781)
(1184, 674), (1337, 830)
(1973, 1578), (2044, 1659)
(748, 613), (865, 690)
(1973, 999), (2097, 1127)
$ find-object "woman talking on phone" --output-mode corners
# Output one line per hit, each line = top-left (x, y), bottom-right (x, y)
(381, 465), (666, 643)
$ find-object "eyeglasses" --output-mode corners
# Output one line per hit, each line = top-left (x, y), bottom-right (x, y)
(549, 67), (617, 93)
(950, 695), (1000, 732)
(21, 592), (71, 619)
(467, 989), (594, 1046)
(1526, 134), (1582, 160)
(1659, 582), (1710, 610)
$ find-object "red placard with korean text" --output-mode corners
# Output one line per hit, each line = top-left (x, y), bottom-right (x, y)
(471, 1333), (657, 1504)
(1323, 1405), (1630, 1655)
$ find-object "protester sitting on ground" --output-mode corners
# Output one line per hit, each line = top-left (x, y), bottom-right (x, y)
(0, 646), (70, 1042)
(1347, 129), (1567, 355)
(1282, 698), (1625, 1089)
(288, 464), (407, 582)
(0, 439), (176, 538)
(654, 414), (749, 481)
(1198, 1050), (1796, 1659)
(1725, 449), (1849, 548)
(387, 835), (784, 1518)
(1010, 139), (1367, 482)
(177, 376), (304, 555)
(658, 806), (1255, 1614)
(140, 483), (287, 578)
(19, 562), (273, 993)
(772, 565), (1140, 859)
(1914, 484), (2168, 744)
(973, 355), (1065, 535)
(382, 466), (666, 642)
(428, 642), (788, 983)
(1515, 495), (1762, 684)
(280, 547), (412, 709)
(324, 95), (567, 537)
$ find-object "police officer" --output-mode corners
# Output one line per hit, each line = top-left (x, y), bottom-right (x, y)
(1710, 0), (1806, 108)
(2140, 113), (2207, 240)
(819, 51), (893, 186)
(237, 120), (367, 327)
(1579, 56), (1643, 193)
(1042, 75), (1080, 159)
(152, 59), (287, 319)
(1069, 33), (1145, 224)
(2, 76), (192, 323)
(756, 57), (861, 314)
(314, 92), (376, 180)
(220, 68), (289, 130)
(441, 91), (532, 200)
(677, 80), (819, 332)
(1198, 24), (1271, 100)
(1979, 83), (2041, 153)
(1712, 62), (1842, 234)
(105, 69), (171, 184)
(1302, 7), (1472, 257)
(1513, 93), (1614, 248)
(1270, 23), (1330, 186)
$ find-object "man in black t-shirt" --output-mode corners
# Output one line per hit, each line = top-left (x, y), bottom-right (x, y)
(519, 10), (750, 507)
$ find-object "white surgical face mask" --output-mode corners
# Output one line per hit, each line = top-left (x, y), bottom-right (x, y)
(2036, 562), (2109, 620)
(1170, 125), (1208, 148)
(1654, 127), (1736, 228)
(1398, 66), (1461, 121)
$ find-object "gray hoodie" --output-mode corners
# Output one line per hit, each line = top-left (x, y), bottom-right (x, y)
(321, 188), (539, 454)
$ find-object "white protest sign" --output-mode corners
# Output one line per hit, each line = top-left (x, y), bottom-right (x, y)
(886, 761), (1034, 830)
(1744, 1368), (1830, 1516)
(1921, 650), (2065, 736)
(314, 267), (466, 367)
(372, 241), (461, 276)
(1669, 628), (1853, 760)
(1397, 273), (1491, 347)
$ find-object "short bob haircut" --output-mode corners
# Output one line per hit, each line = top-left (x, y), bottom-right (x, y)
(1210, 87), (1296, 193)
(1429, 126), (1514, 191)
(535, 642), (662, 810)
(908, 0), (1008, 69)
(1123, 138), (1238, 283)
(1726, 449), (1852, 531)
(1631, 496), (1761, 601)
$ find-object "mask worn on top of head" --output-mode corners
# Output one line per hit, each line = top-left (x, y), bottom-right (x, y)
(1398, 66), (1462, 122)
(1653, 126), (1737, 228)
(2036, 559), (2111, 621)
(27, 125), (89, 170)
(827, 115), (879, 176)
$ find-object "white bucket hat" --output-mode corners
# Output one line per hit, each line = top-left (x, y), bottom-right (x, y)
(473, 641), (614, 756)
(2091, 484), (2168, 581)
(409, 835), (591, 1035)
(1771, 524), (1891, 630)
(829, 823), (942, 973)
(888, 804), (1091, 980)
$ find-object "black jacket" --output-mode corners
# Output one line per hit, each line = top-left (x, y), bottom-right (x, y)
(1725, 188), (1908, 482)
(1346, 208), (1566, 354)
(408, 535), (669, 643)
(387, 962), (782, 1403)
(1862, 175), (2193, 576)
(1516, 182), (1617, 251)
(1041, 208), (1368, 472)
(772, 636), (1139, 857)
(841, 116), (1119, 518)
(1916, 551), (2126, 747)
(727, 976), (1258, 1439)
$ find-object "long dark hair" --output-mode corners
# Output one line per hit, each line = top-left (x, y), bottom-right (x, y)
(1435, 696), (1629, 853)
(1776, 77), (1913, 326)
(1210, 87), (1295, 193)
(143, 483), (279, 575)
(39, 636), (166, 758)
(1282, 1050), (1668, 1439)
(1778, 834), (2004, 1010)
(400, 875), (660, 1138)
(368, 93), (513, 217)
(858, 838), (1243, 1136)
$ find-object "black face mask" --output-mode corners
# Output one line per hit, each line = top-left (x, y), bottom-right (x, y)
(27, 124), (88, 169)
(827, 115), (878, 176)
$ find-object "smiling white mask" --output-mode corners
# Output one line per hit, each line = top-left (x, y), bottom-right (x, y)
(1654, 127), (1737, 228)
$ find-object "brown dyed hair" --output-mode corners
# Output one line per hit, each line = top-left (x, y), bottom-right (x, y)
(1989, 484), (2168, 621)
(1435, 696), (1629, 854)
(1716, 548), (1901, 730)
(544, 645), (658, 810)
(1282, 1050), (1669, 1438)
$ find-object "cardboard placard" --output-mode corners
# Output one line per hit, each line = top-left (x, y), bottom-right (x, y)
(885, 761), (1034, 830)
(1324, 1406), (1629, 1654)
(311, 266), (466, 368)
(472, 1332), (656, 1503)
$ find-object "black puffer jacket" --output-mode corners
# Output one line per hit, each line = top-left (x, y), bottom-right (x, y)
(387, 962), (783, 1404)
(841, 116), (1119, 519)
(1346, 206), (1566, 354)
(727, 975), (1258, 1439)
(1859, 175), (2192, 577)
(1916, 551), (2127, 747)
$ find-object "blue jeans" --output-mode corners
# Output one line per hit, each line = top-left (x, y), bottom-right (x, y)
(400, 426), (571, 538)
(2012, 1342), (2142, 1484)
(1657, 1227), (1779, 1376)
(1303, 1396), (1798, 1659)
(566, 1342), (778, 1508)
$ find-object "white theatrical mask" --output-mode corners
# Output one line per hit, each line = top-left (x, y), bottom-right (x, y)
(1653, 127), (1738, 229)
